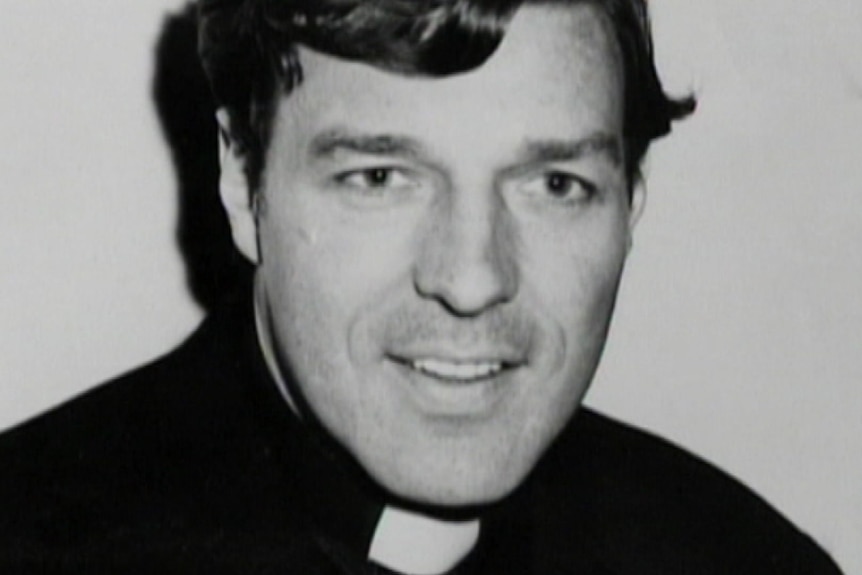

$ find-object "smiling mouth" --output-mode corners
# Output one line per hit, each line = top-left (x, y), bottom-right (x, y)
(389, 356), (521, 383)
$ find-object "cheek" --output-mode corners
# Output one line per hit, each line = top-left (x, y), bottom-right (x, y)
(518, 212), (629, 398)
(523, 213), (628, 316)
(263, 191), (422, 297)
(257, 199), (421, 376)
(254, 206), (347, 387)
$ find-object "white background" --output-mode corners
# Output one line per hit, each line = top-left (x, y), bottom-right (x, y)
(1, 1), (859, 571)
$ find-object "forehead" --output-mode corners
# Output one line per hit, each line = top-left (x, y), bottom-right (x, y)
(272, 3), (623, 159)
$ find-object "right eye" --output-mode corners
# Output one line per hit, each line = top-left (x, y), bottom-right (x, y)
(335, 167), (416, 193)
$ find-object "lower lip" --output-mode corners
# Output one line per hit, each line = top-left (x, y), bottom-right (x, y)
(387, 360), (515, 416)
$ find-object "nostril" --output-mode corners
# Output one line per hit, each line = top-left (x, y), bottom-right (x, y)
(413, 251), (517, 317)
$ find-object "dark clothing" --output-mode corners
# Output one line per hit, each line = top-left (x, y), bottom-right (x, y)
(0, 296), (842, 574)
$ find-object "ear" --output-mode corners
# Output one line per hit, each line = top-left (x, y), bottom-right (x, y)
(626, 181), (647, 252)
(216, 109), (260, 264)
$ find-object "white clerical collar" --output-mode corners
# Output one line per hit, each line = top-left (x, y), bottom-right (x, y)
(369, 507), (480, 575)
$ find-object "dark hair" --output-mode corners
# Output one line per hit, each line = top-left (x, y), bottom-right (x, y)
(198, 0), (694, 192)
(154, 3), (253, 311)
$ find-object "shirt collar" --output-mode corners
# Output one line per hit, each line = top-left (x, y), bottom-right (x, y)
(370, 507), (480, 575)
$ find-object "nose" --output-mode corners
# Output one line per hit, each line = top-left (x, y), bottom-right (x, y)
(413, 188), (518, 316)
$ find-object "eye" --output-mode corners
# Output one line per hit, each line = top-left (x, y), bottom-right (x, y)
(520, 171), (597, 203)
(335, 167), (414, 192)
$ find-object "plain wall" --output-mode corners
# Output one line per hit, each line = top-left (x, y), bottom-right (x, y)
(1, 1), (859, 571)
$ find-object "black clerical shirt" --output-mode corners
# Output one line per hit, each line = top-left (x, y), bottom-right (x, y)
(0, 292), (843, 574)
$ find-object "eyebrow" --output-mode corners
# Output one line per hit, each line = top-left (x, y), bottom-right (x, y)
(309, 130), (425, 161)
(308, 129), (623, 167)
(521, 133), (622, 166)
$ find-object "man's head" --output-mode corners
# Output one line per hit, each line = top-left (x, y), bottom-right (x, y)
(198, 0), (691, 507)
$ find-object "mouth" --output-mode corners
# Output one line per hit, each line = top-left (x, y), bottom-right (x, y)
(385, 355), (519, 416)
(387, 355), (523, 384)
(384, 345), (529, 415)
(408, 358), (505, 382)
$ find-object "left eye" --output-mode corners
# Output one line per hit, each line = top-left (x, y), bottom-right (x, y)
(521, 171), (596, 202)
(336, 167), (414, 191)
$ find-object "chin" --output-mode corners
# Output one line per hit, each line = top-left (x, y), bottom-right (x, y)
(375, 450), (538, 511)
(388, 482), (514, 512)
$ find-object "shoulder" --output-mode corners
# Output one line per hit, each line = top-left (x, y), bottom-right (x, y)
(535, 408), (843, 574)
(0, 308), (306, 567)
(0, 313), (232, 474)
(0, 317), (216, 518)
(0, 296), (261, 467)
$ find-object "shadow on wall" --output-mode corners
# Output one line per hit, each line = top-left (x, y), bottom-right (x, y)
(153, 3), (253, 313)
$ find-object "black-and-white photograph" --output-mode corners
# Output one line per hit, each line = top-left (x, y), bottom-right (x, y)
(0, 1), (858, 572)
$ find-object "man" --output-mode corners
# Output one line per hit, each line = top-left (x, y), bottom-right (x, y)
(0, 0), (843, 573)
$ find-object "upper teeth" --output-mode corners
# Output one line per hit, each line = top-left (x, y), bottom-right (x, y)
(411, 359), (503, 380)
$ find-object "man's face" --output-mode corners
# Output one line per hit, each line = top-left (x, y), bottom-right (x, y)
(251, 4), (640, 506)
